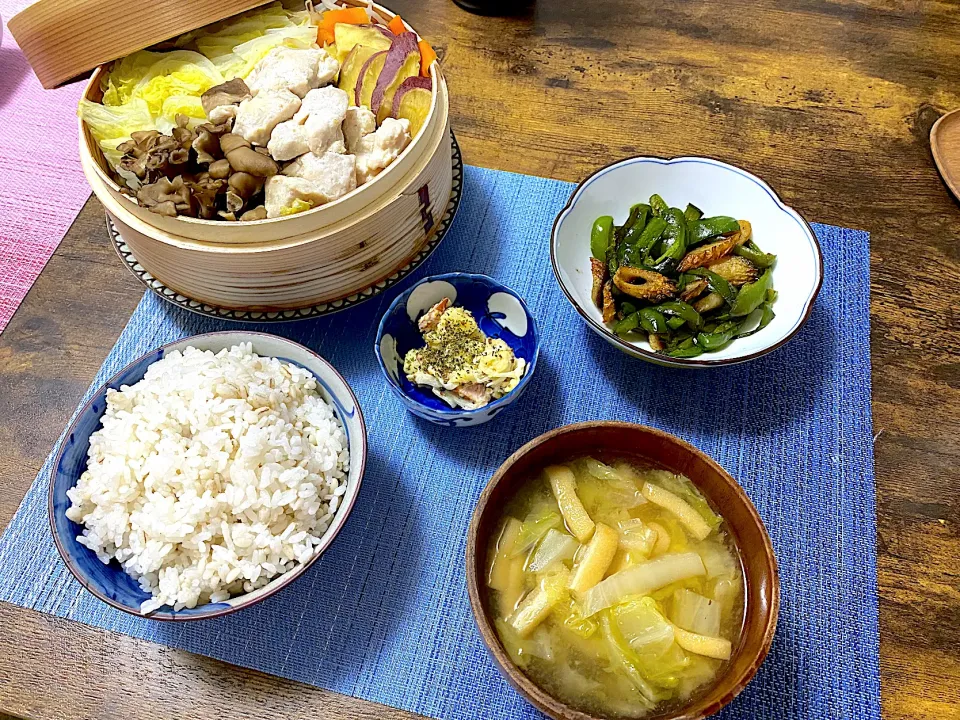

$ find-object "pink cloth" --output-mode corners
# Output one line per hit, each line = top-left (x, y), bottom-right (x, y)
(0, 3), (89, 332)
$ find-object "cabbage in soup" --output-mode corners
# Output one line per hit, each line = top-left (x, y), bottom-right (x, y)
(486, 458), (744, 719)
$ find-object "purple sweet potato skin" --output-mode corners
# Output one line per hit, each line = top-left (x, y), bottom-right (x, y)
(391, 76), (432, 117)
(355, 50), (387, 106)
(370, 32), (420, 114)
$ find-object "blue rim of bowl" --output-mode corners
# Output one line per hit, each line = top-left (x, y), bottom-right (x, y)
(550, 155), (825, 368)
(47, 331), (368, 621)
(106, 131), (464, 323)
(374, 272), (541, 420)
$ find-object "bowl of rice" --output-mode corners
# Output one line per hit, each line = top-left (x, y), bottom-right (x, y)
(49, 331), (365, 620)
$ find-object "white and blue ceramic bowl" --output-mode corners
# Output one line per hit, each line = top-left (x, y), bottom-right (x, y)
(551, 156), (824, 368)
(375, 273), (539, 427)
(49, 331), (367, 621)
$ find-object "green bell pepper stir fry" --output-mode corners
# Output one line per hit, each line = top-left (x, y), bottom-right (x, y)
(588, 193), (778, 358)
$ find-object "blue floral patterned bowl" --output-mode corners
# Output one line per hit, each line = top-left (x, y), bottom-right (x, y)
(49, 331), (366, 621)
(375, 273), (540, 427)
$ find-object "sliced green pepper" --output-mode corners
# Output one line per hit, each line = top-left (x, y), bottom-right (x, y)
(620, 301), (638, 317)
(696, 320), (741, 351)
(766, 288), (778, 303)
(656, 300), (703, 330)
(639, 308), (668, 334)
(730, 269), (772, 316)
(590, 216), (614, 260)
(666, 315), (686, 330)
(688, 267), (738, 306)
(613, 312), (641, 335)
(620, 207), (651, 247)
(737, 303), (776, 337)
(613, 204), (645, 244)
(649, 194), (670, 217)
(667, 338), (704, 358)
(649, 208), (688, 273)
(622, 217), (667, 267)
(683, 203), (703, 222)
(689, 216), (740, 245)
(735, 241), (777, 268)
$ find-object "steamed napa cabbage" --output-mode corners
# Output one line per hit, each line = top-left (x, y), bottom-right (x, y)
(212, 25), (320, 79)
(80, 3), (318, 171)
(101, 50), (223, 113)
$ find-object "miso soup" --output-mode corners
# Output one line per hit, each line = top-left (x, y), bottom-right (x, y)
(485, 457), (744, 719)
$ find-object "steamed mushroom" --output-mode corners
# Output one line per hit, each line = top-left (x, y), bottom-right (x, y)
(220, 133), (279, 177)
(200, 78), (252, 126)
(240, 206), (268, 221)
(138, 176), (193, 217)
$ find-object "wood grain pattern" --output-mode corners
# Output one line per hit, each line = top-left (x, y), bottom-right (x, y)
(932, 109), (960, 202)
(7, 0), (267, 88)
(1, 0), (959, 718)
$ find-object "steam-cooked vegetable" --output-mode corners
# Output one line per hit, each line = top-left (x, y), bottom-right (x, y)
(355, 50), (388, 107)
(486, 457), (744, 718)
(391, 76), (432, 136)
(587, 194), (777, 356)
(371, 32), (422, 122)
(338, 44), (381, 96)
(332, 21), (392, 62)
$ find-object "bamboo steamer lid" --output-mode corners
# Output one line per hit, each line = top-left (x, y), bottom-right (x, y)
(8, 0), (272, 88)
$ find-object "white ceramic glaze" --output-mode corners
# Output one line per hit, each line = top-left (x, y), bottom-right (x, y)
(551, 156), (824, 368)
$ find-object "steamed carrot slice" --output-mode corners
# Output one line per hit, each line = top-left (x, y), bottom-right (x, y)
(418, 38), (438, 76)
(388, 14), (407, 34)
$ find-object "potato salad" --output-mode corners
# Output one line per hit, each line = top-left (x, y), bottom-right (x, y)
(403, 299), (527, 410)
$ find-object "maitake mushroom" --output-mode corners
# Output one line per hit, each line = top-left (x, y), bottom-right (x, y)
(200, 78), (252, 127)
(119, 114), (276, 220)
(117, 116), (194, 185)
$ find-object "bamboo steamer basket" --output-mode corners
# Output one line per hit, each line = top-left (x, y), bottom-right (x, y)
(69, 2), (453, 311)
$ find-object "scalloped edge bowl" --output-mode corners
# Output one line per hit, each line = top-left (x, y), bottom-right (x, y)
(551, 156), (823, 368)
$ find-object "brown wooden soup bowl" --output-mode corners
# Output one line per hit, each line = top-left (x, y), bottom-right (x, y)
(465, 421), (779, 720)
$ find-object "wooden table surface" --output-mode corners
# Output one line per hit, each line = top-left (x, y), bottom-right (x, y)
(1, 0), (958, 717)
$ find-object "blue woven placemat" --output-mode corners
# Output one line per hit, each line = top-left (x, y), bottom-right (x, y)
(0, 165), (879, 720)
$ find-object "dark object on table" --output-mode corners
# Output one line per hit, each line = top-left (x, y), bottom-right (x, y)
(452, 0), (533, 16)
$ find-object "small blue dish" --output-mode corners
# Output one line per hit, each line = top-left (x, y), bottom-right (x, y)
(375, 273), (540, 427)
(49, 331), (367, 621)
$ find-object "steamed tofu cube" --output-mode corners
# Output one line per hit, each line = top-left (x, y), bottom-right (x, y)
(343, 105), (377, 152)
(247, 47), (340, 99)
(233, 89), (301, 146)
(354, 117), (411, 185)
(265, 153), (357, 217)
